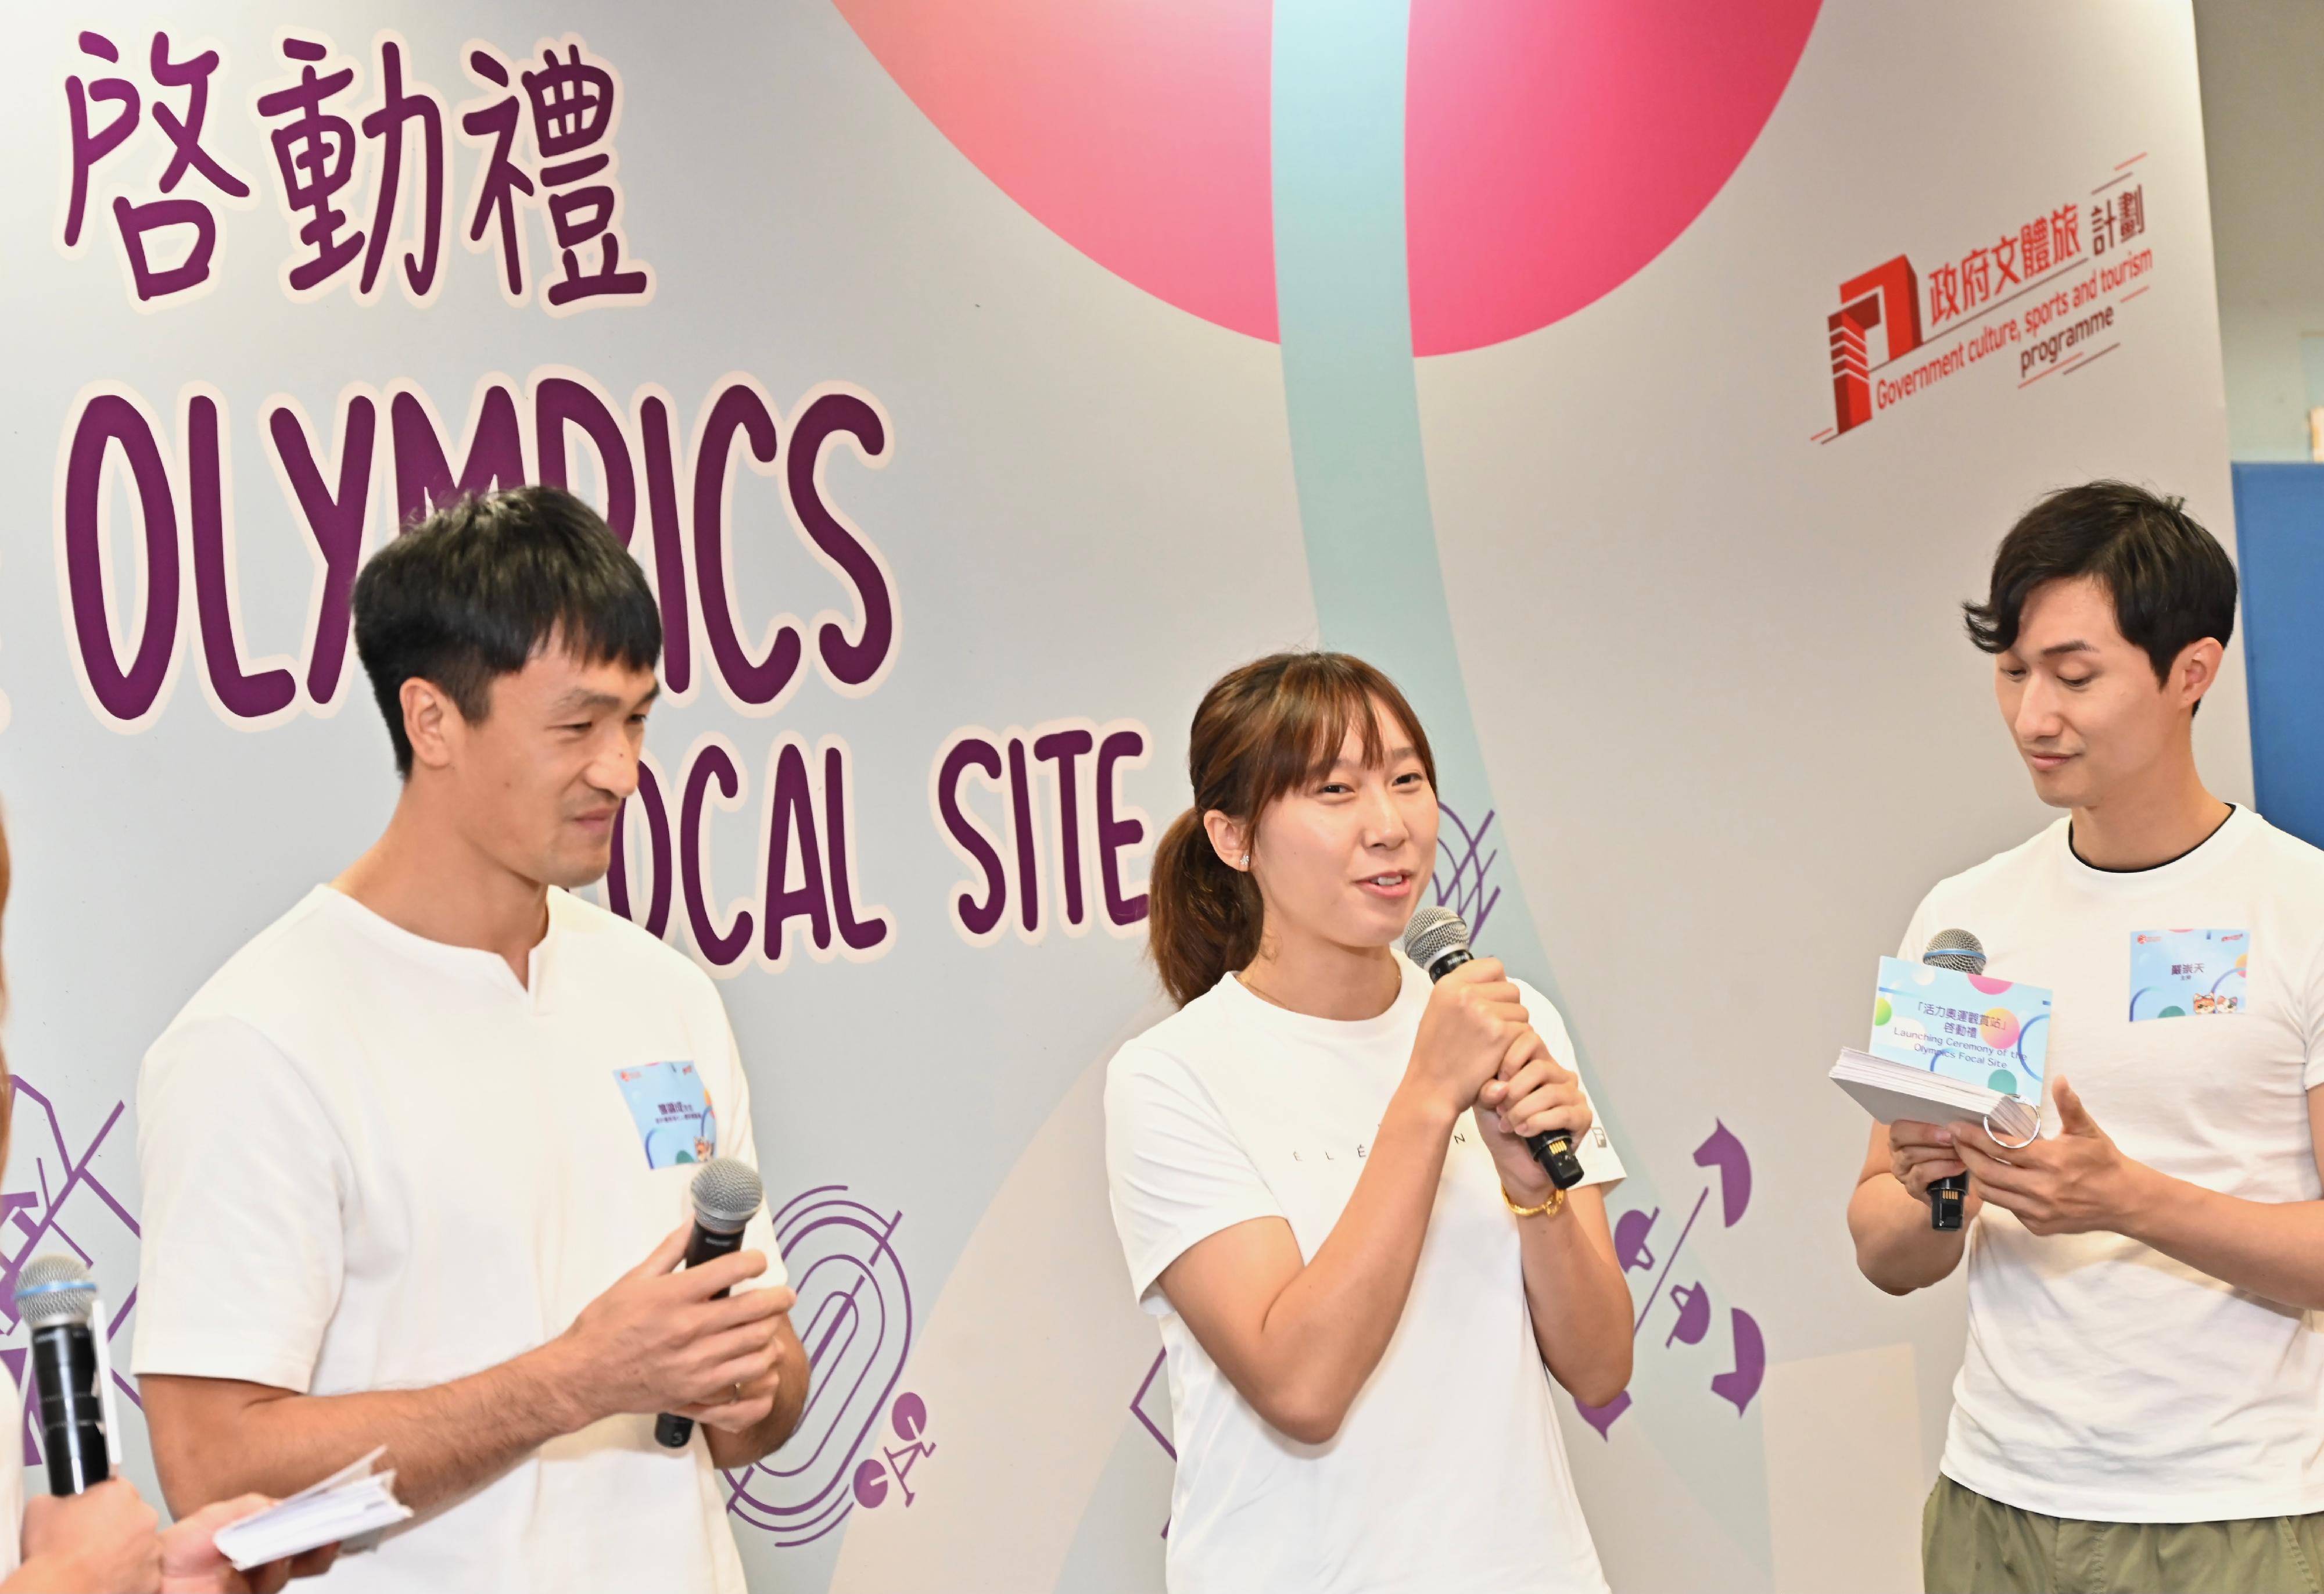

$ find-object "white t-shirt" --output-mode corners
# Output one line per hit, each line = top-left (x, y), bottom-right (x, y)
(0, 1370), (19, 1578)
(1905, 808), (2324, 1521)
(1105, 952), (1623, 1594)
(134, 886), (783, 1592)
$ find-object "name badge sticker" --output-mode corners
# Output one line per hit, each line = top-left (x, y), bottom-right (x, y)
(612, 1060), (718, 1167)
(2128, 929), (2248, 1020)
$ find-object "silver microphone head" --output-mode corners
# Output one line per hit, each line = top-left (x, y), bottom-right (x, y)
(688, 1158), (764, 1235)
(1923, 927), (1988, 976)
(1401, 905), (1471, 973)
(14, 1255), (97, 1330)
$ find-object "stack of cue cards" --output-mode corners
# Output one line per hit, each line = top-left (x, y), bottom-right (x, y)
(210, 1445), (413, 1571)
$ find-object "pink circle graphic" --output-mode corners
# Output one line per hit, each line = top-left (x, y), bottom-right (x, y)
(1979, 1009), (2021, 1050)
(1967, 976), (2014, 995)
(833, 0), (1824, 353)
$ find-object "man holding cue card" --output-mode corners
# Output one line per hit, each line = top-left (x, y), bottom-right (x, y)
(1846, 482), (2324, 1593)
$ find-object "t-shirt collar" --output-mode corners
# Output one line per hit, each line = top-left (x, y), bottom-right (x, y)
(311, 883), (564, 1009)
(2057, 803), (2253, 893)
(1217, 950), (1429, 1041)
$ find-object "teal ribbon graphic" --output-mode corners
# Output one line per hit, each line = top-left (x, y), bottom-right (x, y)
(1271, 0), (1770, 1565)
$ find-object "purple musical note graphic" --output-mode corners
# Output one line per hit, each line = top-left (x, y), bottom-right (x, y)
(1614, 1206), (1659, 1273)
(1576, 1389), (1631, 1439)
(1665, 1282), (1712, 1349)
(1693, 1120), (1752, 1228)
(1711, 1309), (1765, 1415)
(1581, 1121), (1768, 1437)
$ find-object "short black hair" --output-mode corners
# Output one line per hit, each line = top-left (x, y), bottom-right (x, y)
(1964, 481), (2237, 694)
(352, 486), (661, 777)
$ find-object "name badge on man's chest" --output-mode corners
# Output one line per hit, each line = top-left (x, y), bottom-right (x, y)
(2128, 929), (2248, 1020)
(611, 1059), (719, 1167)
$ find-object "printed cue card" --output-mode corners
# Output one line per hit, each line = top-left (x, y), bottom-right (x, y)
(1870, 957), (2053, 1103)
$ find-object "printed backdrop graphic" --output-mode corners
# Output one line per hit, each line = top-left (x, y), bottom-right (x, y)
(0, 4), (2240, 1591)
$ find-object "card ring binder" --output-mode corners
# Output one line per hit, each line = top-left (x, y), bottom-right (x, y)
(1983, 1106), (2039, 1151)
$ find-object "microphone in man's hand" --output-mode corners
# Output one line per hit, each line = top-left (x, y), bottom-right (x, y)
(655, 1157), (766, 1450)
(1921, 928), (1988, 1232)
(14, 1256), (108, 1493)
(1401, 906), (1587, 1191)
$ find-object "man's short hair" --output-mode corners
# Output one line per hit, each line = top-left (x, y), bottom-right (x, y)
(1964, 481), (2238, 696)
(352, 486), (661, 776)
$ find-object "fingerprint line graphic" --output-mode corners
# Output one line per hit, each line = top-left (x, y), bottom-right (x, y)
(722, 1183), (924, 1548)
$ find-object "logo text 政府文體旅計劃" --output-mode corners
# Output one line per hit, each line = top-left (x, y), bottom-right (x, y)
(1816, 156), (2154, 443)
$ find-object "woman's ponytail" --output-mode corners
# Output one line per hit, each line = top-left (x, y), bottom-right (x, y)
(1148, 805), (1262, 1007)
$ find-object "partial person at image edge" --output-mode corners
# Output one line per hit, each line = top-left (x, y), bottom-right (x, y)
(0, 814), (333, 1593)
(1849, 481), (2324, 1593)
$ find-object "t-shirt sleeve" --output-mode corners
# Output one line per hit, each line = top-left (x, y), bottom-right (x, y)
(1516, 983), (1625, 1189)
(699, 990), (786, 1295)
(2298, 930), (2324, 1092)
(132, 1017), (349, 1391)
(1104, 1044), (1285, 1314)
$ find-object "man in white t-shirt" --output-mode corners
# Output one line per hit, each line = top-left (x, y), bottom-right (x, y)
(1848, 481), (2324, 1592)
(134, 487), (808, 1592)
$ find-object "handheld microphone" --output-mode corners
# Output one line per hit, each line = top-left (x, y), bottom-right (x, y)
(654, 1157), (766, 1450)
(1921, 928), (1988, 1231)
(14, 1256), (108, 1493)
(1402, 906), (1587, 1191)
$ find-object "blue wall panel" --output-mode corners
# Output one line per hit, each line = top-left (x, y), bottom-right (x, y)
(2234, 462), (2324, 850)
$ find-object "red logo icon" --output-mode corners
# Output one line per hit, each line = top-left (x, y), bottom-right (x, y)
(1827, 257), (1921, 435)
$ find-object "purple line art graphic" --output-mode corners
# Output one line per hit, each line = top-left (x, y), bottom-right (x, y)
(722, 1184), (924, 1547)
(1430, 801), (1501, 943)
(1131, 1348), (1175, 1538)
(1130, 1349), (1174, 1462)
(1580, 1120), (1766, 1439)
(0, 1078), (146, 1467)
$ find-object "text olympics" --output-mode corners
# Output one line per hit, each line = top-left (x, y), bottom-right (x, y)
(53, 370), (1152, 965)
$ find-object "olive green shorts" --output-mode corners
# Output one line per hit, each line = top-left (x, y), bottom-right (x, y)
(1924, 1474), (2324, 1594)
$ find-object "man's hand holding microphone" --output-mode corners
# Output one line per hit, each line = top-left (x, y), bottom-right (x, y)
(543, 1226), (796, 1438)
(538, 1158), (801, 1452)
(1885, 1119), (1986, 1228)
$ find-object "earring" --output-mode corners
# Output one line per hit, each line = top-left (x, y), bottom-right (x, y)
(1239, 854), (1250, 869)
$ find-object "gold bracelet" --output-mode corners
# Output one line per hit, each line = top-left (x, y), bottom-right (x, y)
(1501, 1180), (1567, 1219)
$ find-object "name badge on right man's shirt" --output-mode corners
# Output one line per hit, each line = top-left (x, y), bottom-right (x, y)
(2128, 929), (2248, 1019)
(612, 1060), (719, 1167)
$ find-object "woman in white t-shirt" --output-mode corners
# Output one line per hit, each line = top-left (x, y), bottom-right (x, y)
(1104, 653), (1633, 1594)
(0, 818), (329, 1593)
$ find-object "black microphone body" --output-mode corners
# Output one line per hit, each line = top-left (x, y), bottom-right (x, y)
(655, 1158), (767, 1450)
(1921, 929), (1990, 1233)
(652, 1223), (747, 1449)
(1927, 1170), (1968, 1230)
(31, 1321), (107, 1493)
(1413, 940), (1588, 1192)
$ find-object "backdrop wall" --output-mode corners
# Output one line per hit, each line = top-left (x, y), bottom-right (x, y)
(0, 4), (2241, 1590)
